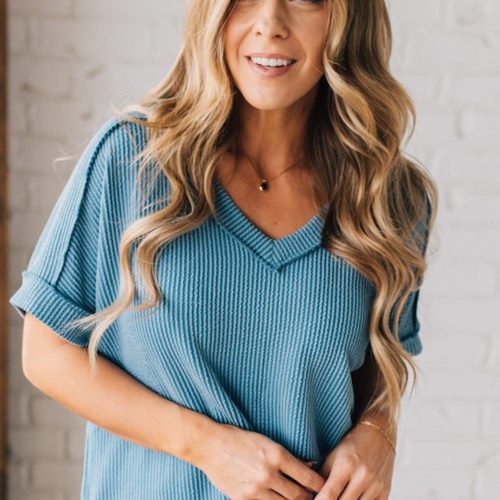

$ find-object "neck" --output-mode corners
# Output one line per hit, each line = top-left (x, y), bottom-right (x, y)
(232, 86), (318, 178)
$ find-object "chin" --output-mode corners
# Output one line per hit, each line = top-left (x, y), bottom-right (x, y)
(239, 91), (299, 111)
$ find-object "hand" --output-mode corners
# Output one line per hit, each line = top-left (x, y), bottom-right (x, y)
(189, 422), (326, 499)
(314, 421), (396, 500)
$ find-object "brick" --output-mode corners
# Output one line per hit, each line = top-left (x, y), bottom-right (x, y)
(9, 322), (24, 358)
(397, 72), (439, 108)
(9, 428), (65, 460)
(482, 402), (500, 439)
(9, 211), (53, 250)
(434, 148), (500, 189)
(444, 190), (500, 227)
(149, 17), (194, 62)
(424, 259), (496, 297)
(391, 465), (475, 500)
(476, 466), (500, 499)
(408, 439), (498, 468)
(8, 250), (32, 303)
(73, 0), (173, 22)
(438, 226), (500, 260)
(27, 173), (69, 211)
(399, 399), (482, 439)
(420, 333), (489, 369)
(28, 100), (96, 139)
(32, 461), (84, 492)
(9, 18), (29, 53)
(8, 172), (30, 213)
(71, 61), (165, 100)
(456, 109), (500, 147)
(10, 57), (72, 99)
(9, 0), (72, 16)
(31, 397), (86, 430)
(418, 295), (498, 332)
(11, 494), (65, 500)
(7, 462), (29, 498)
(8, 134), (73, 174)
(8, 339), (41, 397)
(29, 18), (153, 63)
(9, 99), (28, 134)
(449, 0), (500, 30)
(447, 76), (500, 111)
(66, 429), (86, 461)
(405, 31), (500, 72)
(8, 393), (31, 427)
(418, 369), (500, 400)
(387, 0), (444, 28)
(387, 30), (408, 70)
(412, 112), (460, 150)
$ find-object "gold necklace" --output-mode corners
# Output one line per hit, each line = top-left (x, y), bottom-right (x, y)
(233, 138), (305, 192)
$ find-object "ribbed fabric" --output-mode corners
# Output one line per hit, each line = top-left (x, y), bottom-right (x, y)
(10, 113), (423, 499)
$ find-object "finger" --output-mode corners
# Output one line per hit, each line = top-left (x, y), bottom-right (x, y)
(262, 490), (288, 499)
(358, 482), (387, 500)
(249, 493), (286, 500)
(270, 469), (317, 499)
(279, 453), (325, 494)
(337, 470), (369, 500)
(315, 467), (351, 500)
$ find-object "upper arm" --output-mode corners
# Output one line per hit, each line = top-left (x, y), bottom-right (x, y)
(21, 312), (76, 381)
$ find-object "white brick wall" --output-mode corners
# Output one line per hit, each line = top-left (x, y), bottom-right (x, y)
(7, 0), (500, 499)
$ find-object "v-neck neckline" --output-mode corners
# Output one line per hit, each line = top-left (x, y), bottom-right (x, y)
(213, 176), (327, 271)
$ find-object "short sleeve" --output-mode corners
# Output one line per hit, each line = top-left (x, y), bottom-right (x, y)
(392, 193), (432, 356)
(9, 117), (120, 348)
(394, 288), (423, 356)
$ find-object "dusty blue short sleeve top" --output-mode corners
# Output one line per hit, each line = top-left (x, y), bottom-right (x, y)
(9, 114), (426, 499)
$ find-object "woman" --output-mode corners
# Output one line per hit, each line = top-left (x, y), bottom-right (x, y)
(11, 0), (438, 499)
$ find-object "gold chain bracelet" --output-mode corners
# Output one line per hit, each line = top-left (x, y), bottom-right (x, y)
(358, 419), (397, 454)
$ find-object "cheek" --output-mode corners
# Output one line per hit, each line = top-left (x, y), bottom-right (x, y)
(223, 24), (242, 65)
(302, 39), (325, 75)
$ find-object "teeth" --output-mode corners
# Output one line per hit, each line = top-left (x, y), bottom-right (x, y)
(250, 56), (294, 67)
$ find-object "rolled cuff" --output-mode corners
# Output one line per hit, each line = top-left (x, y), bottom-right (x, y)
(400, 331), (423, 356)
(10, 271), (93, 348)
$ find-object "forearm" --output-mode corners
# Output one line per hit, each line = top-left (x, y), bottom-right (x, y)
(351, 348), (397, 442)
(26, 341), (215, 464)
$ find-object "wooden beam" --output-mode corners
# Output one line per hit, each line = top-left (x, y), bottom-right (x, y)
(0, 0), (8, 497)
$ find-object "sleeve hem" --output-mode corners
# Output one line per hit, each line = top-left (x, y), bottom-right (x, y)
(9, 271), (93, 348)
(400, 331), (423, 356)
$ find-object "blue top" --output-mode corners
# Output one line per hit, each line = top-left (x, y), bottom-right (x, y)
(10, 114), (424, 499)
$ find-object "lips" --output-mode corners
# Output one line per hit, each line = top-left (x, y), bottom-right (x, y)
(246, 56), (296, 77)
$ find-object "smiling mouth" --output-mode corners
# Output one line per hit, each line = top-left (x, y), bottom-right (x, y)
(244, 56), (297, 68)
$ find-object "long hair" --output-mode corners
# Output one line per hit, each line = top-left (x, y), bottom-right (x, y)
(67, 0), (438, 431)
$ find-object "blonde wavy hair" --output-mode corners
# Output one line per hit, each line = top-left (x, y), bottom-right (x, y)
(68, 0), (438, 432)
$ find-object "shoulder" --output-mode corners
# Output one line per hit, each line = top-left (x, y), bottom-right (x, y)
(87, 111), (174, 226)
(86, 110), (149, 173)
(71, 111), (150, 209)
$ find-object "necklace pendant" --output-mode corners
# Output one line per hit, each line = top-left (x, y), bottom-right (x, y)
(259, 179), (269, 192)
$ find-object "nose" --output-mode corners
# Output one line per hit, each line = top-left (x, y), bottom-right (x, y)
(253, 0), (290, 40)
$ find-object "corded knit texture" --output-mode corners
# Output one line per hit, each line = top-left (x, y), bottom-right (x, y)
(10, 113), (425, 499)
